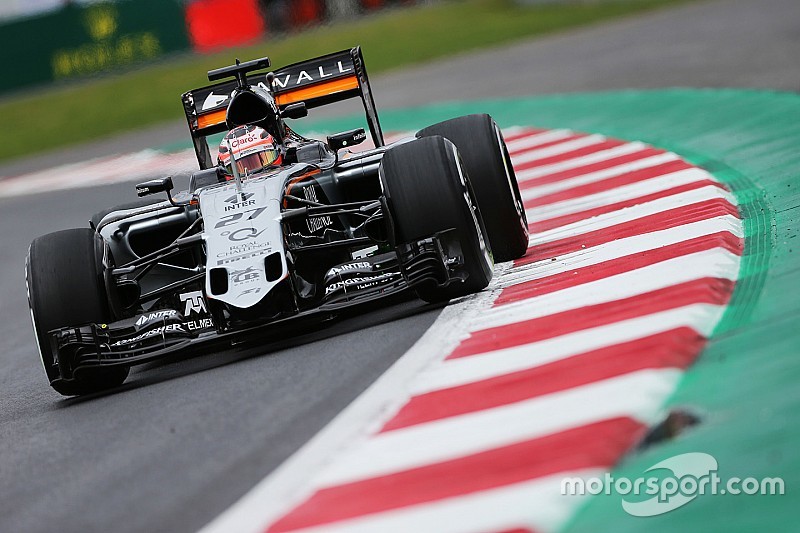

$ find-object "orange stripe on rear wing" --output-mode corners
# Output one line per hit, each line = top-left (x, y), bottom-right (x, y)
(275, 75), (359, 106)
(196, 108), (227, 130)
(182, 47), (384, 170)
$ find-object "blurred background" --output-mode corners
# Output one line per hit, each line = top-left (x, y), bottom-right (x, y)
(0, 0), (714, 169)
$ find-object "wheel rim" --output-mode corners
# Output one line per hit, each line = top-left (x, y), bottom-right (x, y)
(494, 124), (528, 235)
(451, 144), (493, 271)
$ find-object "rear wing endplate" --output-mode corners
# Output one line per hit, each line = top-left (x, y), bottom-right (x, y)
(181, 47), (384, 169)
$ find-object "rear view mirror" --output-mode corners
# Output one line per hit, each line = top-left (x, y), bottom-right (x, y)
(327, 128), (367, 152)
(136, 176), (173, 198)
(282, 102), (308, 120)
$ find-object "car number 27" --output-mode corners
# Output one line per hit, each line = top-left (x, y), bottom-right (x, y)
(214, 207), (268, 229)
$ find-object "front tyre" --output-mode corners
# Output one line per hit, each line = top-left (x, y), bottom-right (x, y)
(417, 114), (529, 261)
(26, 228), (129, 396)
(380, 135), (493, 302)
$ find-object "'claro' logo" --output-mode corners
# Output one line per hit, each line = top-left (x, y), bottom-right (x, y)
(229, 135), (259, 148)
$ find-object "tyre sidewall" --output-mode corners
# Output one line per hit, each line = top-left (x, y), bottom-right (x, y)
(417, 114), (529, 261)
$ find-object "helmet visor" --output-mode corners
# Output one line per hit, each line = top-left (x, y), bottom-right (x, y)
(231, 148), (280, 175)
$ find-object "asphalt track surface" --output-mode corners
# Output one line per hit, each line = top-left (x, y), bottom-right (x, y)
(0, 0), (797, 532)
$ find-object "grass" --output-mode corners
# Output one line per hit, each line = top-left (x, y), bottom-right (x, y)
(2, 0), (692, 162)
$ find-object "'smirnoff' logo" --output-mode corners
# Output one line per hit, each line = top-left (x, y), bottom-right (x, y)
(561, 452), (785, 517)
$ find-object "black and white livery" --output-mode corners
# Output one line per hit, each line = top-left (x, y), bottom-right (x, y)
(25, 48), (528, 396)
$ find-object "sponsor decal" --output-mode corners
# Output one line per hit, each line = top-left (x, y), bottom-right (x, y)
(111, 323), (184, 347)
(216, 241), (271, 260)
(230, 266), (260, 285)
(180, 291), (207, 316)
(52, 5), (163, 80)
(216, 249), (270, 266)
(352, 245), (378, 260)
(222, 227), (268, 242)
(239, 287), (263, 296)
(227, 135), (261, 149)
(134, 309), (177, 328)
(325, 261), (372, 278)
(272, 61), (353, 90)
(214, 207), (267, 229)
(186, 318), (214, 331)
(324, 272), (396, 296)
(202, 91), (230, 111)
(223, 193), (257, 212)
(303, 186), (332, 233)
(225, 193), (255, 203)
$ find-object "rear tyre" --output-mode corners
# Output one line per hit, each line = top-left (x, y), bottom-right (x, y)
(417, 114), (529, 261)
(380, 135), (493, 302)
(26, 228), (129, 396)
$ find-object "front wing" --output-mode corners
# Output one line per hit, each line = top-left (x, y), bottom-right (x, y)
(47, 231), (461, 382)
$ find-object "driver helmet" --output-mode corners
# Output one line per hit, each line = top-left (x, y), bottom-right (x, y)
(218, 125), (281, 177)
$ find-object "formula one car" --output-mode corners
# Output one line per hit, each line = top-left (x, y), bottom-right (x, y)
(25, 47), (528, 396)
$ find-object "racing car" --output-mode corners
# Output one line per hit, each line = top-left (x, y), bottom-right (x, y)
(25, 47), (528, 396)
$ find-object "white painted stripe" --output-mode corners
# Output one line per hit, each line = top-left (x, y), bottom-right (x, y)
(511, 134), (606, 164)
(522, 152), (680, 201)
(515, 142), (648, 182)
(0, 149), (198, 198)
(313, 369), (679, 488)
(278, 471), (603, 533)
(412, 303), (725, 395)
(526, 168), (712, 220)
(528, 185), (738, 246)
(506, 129), (575, 153)
(505, 215), (741, 287)
(477, 249), (740, 331)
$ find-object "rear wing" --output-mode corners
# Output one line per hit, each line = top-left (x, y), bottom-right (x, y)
(181, 47), (384, 169)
